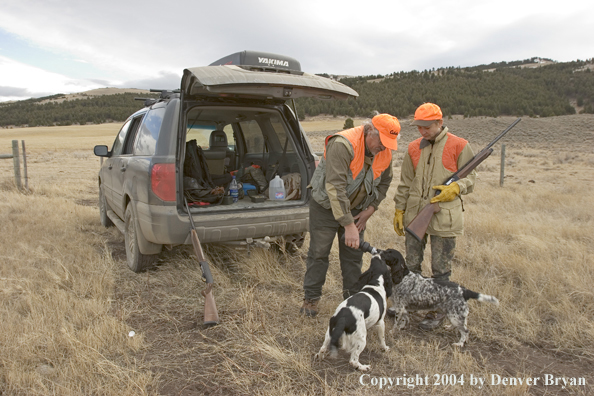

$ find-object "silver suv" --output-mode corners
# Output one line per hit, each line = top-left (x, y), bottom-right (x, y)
(94, 51), (358, 272)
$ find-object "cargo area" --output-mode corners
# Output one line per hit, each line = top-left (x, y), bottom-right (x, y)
(182, 105), (310, 210)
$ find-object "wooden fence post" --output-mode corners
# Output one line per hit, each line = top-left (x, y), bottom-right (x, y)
(21, 140), (29, 191)
(12, 140), (22, 190)
(500, 144), (506, 187)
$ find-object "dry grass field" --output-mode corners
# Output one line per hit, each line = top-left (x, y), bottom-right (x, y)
(1, 115), (593, 395)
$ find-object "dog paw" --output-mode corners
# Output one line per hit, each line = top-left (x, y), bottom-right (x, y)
(452, 342), (465, 348)
(357, 364), (371, 371)
(382, 345), (390, 352)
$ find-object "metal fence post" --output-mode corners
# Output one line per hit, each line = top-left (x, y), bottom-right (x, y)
(12, 140), (22, 190)
(500, 144), (506, 187)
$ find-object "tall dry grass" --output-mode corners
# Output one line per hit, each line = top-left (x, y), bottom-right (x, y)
(1, 117), (593, 395)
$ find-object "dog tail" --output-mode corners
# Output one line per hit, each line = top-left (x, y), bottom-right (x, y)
(462, 288), (500, 306)
(329, 315), (347, 358)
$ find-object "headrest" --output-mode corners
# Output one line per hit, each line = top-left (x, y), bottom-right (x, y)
(209, 130), (228, 148)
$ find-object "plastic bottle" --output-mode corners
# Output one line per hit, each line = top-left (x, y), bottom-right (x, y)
(268, 175), (286, 200)
(230, 176), (239, 203)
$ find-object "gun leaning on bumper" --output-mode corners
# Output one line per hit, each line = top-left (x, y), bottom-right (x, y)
(184, 197), (220, 327)
(405, 118), (522, 242)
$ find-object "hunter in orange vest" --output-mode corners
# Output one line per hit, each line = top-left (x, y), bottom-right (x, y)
(301, 113), (401, 317)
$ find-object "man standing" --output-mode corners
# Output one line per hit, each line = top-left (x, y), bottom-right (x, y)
(392, 103), (476, 330)
(300, 113), (401, 317)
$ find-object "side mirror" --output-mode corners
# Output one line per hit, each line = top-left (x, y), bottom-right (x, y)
(94, 145), (109, 157)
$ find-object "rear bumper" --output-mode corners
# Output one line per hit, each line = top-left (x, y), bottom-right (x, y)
(135, 201), (309, 245)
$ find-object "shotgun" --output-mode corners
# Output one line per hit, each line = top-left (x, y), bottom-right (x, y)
(405, 118), (522, 242)
(184, 197), (220, 327)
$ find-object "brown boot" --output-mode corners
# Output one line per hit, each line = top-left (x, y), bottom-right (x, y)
(300, 298), (320, 317)
(419, 311), (445, 330)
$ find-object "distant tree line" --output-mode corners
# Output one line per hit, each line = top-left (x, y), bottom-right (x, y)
(0, 93), (157, 127)
(296, 58), (594, 120)
(1, 58), (593, 128)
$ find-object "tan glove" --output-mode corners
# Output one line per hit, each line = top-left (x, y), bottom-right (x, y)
(430, 182), (460, 203)
(393, 209), (405, 236)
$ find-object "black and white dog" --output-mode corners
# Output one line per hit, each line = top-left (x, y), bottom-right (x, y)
(315, 254), (392, 371)
(381, 249), (499, 347)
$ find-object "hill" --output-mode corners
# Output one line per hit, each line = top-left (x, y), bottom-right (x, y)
(297, 57), (594, 120)
(1, 57), (593, 128)
(0, 90), (158, 128)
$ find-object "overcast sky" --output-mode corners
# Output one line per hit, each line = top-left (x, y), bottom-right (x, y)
(0, 0), (592, 102)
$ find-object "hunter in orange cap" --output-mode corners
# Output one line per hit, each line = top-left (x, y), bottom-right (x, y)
(372, 113), (401, 150)
(391, 102), (477, 331)
(411, 102), (443, 127)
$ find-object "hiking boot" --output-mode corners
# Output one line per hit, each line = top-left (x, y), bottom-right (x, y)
(419, 311), (445, 331)
(300, 299), (320, 317)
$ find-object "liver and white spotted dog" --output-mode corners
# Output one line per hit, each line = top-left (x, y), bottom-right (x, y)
(381, 249), (499, 347)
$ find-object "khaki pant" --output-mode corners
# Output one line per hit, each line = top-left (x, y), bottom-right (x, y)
(303, 199), (364, 300)
(405, 232), (455, 281)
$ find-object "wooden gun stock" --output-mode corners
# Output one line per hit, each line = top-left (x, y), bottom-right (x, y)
(405, 203), (441, 242)
(186, 199), (219, 327)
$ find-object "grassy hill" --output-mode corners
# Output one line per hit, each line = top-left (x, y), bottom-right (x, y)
(1, 57), (593, 128)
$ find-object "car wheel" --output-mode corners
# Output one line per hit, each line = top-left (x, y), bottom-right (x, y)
(99, 185), (114, 227)
(124, 204), (157, 272)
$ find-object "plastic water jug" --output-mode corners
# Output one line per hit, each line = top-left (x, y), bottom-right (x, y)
(268, 175), (285, 200)
(230, 176), (239, 203)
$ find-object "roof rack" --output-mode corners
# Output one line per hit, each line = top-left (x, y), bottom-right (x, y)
(134, 89), (180, 107)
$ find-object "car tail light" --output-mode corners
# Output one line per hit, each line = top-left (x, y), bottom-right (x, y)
(151, 163), (176, 201)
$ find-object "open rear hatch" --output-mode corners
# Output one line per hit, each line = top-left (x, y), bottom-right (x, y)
(181, 65), (358, 101)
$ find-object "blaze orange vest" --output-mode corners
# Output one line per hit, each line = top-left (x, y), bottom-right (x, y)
(408, 133), (468, 172)
(324, 126), (392, 179)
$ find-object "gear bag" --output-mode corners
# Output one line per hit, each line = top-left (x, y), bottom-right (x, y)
(183, 140), (224, 203)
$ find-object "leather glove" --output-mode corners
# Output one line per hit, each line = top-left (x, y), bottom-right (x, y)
(393, 209), (405, 236)
(430, 182), (460, 203)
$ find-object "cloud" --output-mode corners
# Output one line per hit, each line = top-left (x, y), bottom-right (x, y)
(0, 0), (593, 102)
(0, 86), (30, 98)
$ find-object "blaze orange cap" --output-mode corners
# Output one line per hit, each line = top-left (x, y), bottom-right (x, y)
(371, 114), (400, 150)
(411, 103), (443, 126)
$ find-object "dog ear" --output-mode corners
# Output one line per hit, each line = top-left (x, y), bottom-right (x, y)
(384, 267), (393, 297)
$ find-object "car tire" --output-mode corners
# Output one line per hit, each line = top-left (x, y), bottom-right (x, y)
(124, 204), (157, 272)
(99, 185), (114, 228)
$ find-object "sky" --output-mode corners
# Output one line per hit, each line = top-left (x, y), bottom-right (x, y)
(0, 0), (593, 102)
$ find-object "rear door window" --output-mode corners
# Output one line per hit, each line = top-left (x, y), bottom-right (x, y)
(134, 107), (165, 156)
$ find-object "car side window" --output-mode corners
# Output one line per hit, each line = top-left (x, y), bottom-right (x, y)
(223, 125), (235, 149)
(135, 107), (166, 156)
(111, 119), (132, 156)
(123, 116), (144, 155)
